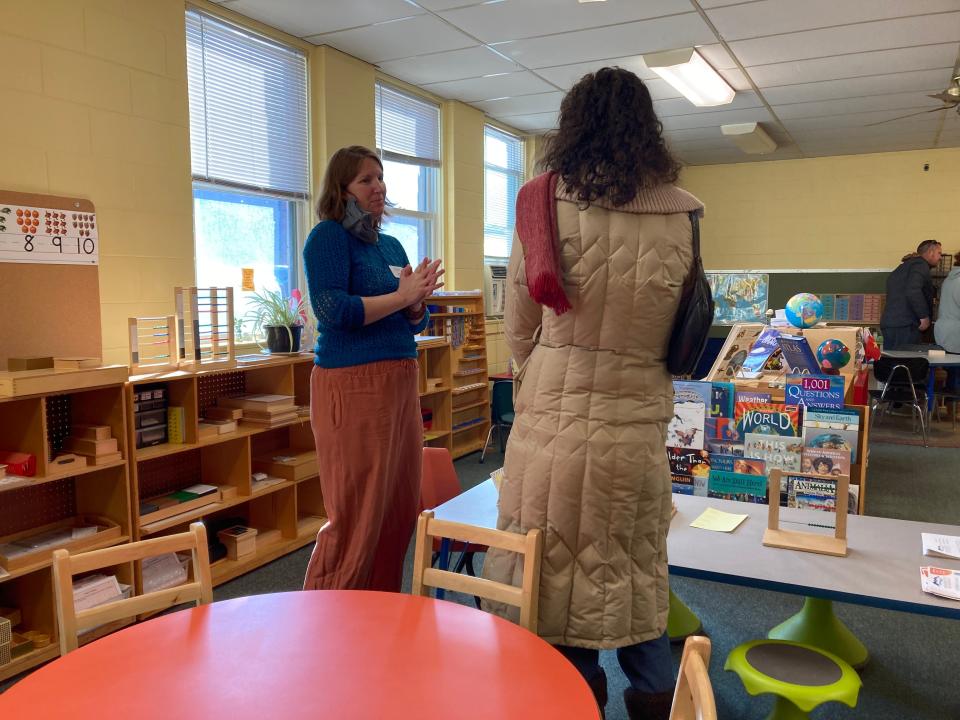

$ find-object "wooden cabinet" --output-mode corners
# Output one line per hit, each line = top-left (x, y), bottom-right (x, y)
(126, 355), (322, 588)
(423, 292), (491, 459)
(0, 374), (132, 681)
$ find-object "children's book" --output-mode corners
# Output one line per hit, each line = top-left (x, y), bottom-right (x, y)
(671, 475), (694, 495)
(800, 446), (850, 477)
(920, 566), (960, 601)
(802, 408), (860, 463)
(744, 433), (803, 472)
(785, 374), (845, 409)
(741, 328), (781, 374)
(777, 334), (822, 375)
(708, 323), (764, 380)
(707, 470), (768, 504)
(704, 417), (743, 455)
(673, 380), (713, 408)
(667, 402), (706, 450)
(667, 448), (711, 478)
(710, 382), (735, 418)
(735, 390), (771, 404)
(710, 454), (765, 475)
(735, 402), (800, 437)
(787, 475), (837, 512)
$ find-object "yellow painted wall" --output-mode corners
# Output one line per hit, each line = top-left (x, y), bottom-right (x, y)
(1, 0), (194, 364)
(442, 101), (485, 293)
(680, 147), (960, 270)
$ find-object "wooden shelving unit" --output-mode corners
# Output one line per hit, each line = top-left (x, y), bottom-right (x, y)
(126, 354), (323, 595)
(417, 336), (453, 455)
(0, 377), (132, 681)
(423, 292), (491, 459)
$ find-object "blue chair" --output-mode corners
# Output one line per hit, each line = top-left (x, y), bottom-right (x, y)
(480, 380), (514, 463)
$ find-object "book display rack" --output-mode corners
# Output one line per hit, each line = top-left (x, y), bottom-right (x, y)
(423, 292), (491, 459)
(0, 374), (132, 681)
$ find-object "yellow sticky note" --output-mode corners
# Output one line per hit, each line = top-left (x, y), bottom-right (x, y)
(241, 268), (255, 291)
(690, 507), (748, 533)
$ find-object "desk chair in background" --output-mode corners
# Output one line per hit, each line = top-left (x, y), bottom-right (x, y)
(870, 355), (929, 446)
(412, 510), (542, 633)
(420, 447), (487, 585)
(480, 380), (514, 463)
(53, 522), (212, 654)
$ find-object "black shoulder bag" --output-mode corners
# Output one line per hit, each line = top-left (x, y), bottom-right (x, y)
(667, 211), (714, 377)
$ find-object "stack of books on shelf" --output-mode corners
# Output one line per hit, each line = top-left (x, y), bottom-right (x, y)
(218, 394), (297, 427)
(63, 424), (121, 466)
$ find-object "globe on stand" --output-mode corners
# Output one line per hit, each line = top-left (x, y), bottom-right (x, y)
(817, 339), (851, 376)
(784, 293), (824, 331)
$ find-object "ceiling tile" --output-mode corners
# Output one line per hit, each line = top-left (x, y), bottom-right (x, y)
(760, 68), (953, 106)
(378, 45), (519, 85)
(707, 0), (960, 42)
(654, 91), (765, 118)
(719, 68), (752, 92)
(227, 0), (424, 37)
(438, 0), (692, 44)
(697, 0), (765, 8)
(308, 15), (475, 64)
(782, 107), (951, 132)
(534, 55), (657, 88)
(696, 44), (739, 71)
(771, 91), (952, 119)
(493, 12), (714, 69)
(473, 91), (564, 115)
(745, 44), (960, 88)
(661, 106), (776, 131)
(422, 71), (557, 102)
(493, 110), (559, 132)
(728, 13), (960, 67)
(415, 0), (486, 10)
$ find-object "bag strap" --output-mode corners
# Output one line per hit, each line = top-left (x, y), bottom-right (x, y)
(688, 211), (701, 259)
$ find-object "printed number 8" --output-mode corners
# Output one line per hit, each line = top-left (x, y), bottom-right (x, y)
(24, 235), (34, 252)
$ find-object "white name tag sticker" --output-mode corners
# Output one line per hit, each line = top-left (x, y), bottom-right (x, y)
(389, 265), (403, 279)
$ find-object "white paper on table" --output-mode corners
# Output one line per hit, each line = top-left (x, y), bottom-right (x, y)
(920, 566), (960, 601)
(922, 533), (960, 560)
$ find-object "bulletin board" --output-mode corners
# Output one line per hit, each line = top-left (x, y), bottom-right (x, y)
(0, 191), (102, 370)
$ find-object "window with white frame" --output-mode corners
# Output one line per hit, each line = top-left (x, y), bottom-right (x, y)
(186, 9), (309, 340)
(484, 125), (524, 261)
(375, 82), (440, 266)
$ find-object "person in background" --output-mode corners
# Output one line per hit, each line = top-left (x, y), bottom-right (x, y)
(934, 251), (960, 354)
(880, 239), (941, 350)
(302, 145), (443, 592)
(481, 68), (704, 720)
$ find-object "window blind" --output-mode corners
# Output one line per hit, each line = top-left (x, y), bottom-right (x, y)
(484, 126), (524, 259)
(375, 82), (441, 167)
(186, 9), (309, 197)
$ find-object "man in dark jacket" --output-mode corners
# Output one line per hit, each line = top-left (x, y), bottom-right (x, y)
(880, 239), (942, 349)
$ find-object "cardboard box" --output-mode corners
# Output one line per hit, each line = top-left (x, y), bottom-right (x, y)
(217, 525), (258, 560)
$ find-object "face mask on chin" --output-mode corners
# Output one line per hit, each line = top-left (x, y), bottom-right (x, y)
(342, 197), (379, 244)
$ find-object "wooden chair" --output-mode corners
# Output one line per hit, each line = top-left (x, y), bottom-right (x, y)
(53, 522), (213, 654)
(670, 635), (717, 720)
(412, 510), (542, 632)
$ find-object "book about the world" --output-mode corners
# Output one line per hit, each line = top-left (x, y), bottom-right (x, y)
(735, 402), (800, 437)
(667, 401), (706, 450)
(707, 470), (768, 504)
(802, 407), (860, 463)
(744, 433), (803, 472)
(777, 334), (822, 375)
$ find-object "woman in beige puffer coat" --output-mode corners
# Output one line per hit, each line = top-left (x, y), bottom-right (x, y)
(481, 67), (703, 720)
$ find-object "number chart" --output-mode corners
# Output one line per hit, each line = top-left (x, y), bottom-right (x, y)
(0, 198), (99, 265)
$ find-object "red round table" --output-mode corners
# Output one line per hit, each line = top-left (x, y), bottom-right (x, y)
(1, 591), (599, 719)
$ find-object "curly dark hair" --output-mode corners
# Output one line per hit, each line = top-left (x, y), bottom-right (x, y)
(539, 67), (681, 206)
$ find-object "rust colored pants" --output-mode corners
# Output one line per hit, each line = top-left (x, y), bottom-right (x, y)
(303, 358), (422, 592)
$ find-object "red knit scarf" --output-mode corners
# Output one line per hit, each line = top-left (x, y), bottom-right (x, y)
(515, 172), (572, 315)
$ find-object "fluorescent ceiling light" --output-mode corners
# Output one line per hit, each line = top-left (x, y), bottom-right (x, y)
(642, 48), (734, 107)
(721, 122), (777, 154)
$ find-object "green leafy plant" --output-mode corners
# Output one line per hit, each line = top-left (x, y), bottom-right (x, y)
(245, 288), (308, 350)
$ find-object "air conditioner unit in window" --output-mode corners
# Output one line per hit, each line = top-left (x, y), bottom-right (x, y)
(484, 263), (508, 317)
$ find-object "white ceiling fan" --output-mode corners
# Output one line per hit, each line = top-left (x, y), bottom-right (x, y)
(865, 76), (960, 126)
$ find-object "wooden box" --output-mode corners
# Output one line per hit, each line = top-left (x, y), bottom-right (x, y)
(0, 516), (122, 571)
(7, 357), (53, 372)
(252, 448), (317, 482)
(138, 487), (223, 526)
(217, 525), (258, 560)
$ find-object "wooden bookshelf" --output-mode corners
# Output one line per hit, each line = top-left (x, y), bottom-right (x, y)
(423, 292), (492, 459)
(0, 379), (132, 681)
(417, 336), (453, 455)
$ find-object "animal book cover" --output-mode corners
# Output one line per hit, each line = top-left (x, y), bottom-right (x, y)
(802, 408), (860, 463)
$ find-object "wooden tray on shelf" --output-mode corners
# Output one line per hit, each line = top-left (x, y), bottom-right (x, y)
(0, 515), (121, 571)
(138, 487), (224, 526)
(252, 448), (317, 482)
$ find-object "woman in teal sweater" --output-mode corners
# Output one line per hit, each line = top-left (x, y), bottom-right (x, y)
(302, 145), (443, 592)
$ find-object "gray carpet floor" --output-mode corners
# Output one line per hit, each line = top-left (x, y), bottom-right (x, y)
(4, 440), (959, 719)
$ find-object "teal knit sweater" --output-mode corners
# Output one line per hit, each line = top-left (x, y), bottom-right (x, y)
(303, 220), (429, 368)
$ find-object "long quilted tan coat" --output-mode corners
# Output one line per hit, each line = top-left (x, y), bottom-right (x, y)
(482, 182), (703, 648)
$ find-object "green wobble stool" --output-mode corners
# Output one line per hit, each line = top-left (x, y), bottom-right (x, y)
(667, 589), (702, 642)
(768, 596), (869, 670)
(725, 639), (861, 720)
